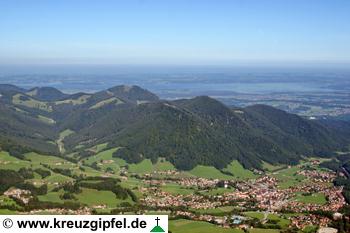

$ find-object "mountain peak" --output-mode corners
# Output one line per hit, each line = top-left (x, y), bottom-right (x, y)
(107, 85), (159, 103)
(0, 84), (26, 93)
(27, 86), (68, 101)
(175, 95), (233, 117)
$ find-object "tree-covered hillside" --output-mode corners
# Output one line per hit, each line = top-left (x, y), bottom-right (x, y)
(0, 84), (349, 170)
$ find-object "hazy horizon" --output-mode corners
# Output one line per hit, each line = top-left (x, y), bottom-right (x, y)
(1, 63), (350, 76)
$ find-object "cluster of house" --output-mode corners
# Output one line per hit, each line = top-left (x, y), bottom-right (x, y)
(297, 169), (336, 183)
(175, 211), (226, 224)
(4, 188), (32, 204)
(281, 186), (345, 213)
(176, 177), (219, 188)
(143, 190), (219, 209)
(28, 207), (91, 215)
(139, 164), (347, 231)
(290, 214), (332, 229)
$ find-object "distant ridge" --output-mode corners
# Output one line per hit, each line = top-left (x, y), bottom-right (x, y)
(27, 87), (68, 101)
(0, 84), (349, 170)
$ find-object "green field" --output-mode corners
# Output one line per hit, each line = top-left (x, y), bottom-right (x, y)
(88, 143), (109, 153)
(84, 147), (126, 173)
(56, 129), (75, 154)
(0, 151), (30, 170)
(0, 209), (18, 215)
(272, 166), (306, 189)
(223, 160), (257, 179)
(0, 151), (76, 183)
(38, 191), (64, 203)
(154, 158), (176, 171)
(243, 211), (290, 229)
(169, 219), (244, 233)
(85, 148), (120, 163)
(205, 187), (236, 195)
(75, 188), (132, 207)
(129, 159), (154, 174)
(55, 95), (91, 105)
(262, 162), (286, 172)
(0, 196), (21, 209)
(194, 206), (236, 215)
(120, 178), (144, 198)
(189, 165), (234, 179)
(294, 192), (327, 205)
(12, 94), (53, 112)
(128, 158), (176, 174)
(89, 97), (123, 109)
(37, 115), (56, 124)
(243, 211), (265, 220)
(249, 229), (280, 233)
(84, 151), (176, 175)
(26, 152), (71, 166)
(161, 183), (196, 195)
(59, 129), (74, 138)
(267, 214), (290, 228)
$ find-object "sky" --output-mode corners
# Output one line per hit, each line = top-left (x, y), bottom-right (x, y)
(0, 0), (350, 66)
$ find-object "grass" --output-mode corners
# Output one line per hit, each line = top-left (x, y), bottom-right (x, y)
(249, 229), (280, 233)
(223, 160), (257, 179)
(0, 196), (21, 208)
(85, 154), (174, 175)
(86, 148), (123, 164)
(0, 209), (18, 215)
(59, 129), (75, 138)
(120, 178), (144, 198)
(123, 158), (175, 174)
(0, 151), (30, 170)
(25, 152), (75, 183)
(25, 152), (70, 165)
(267, 214), (290, 228)
(262, 161), (286, 172)
(302, 225), (318, 233)
(84, 148), (126, 173)
(56, 129), (75, 154)
(243, 211), (264, 220)
(294, 192), (327, 205)
(169, 219), (244, 233)
(45, 173), (74, 183)
(161, 183), (196, 195)
(154, 158), (176, 171)
(194, 206), (236, 215)
(89, 97), (123, 109)
(0, 151), (75, 183)
(37, 191), (64, 203)
(75, 188), (132, 207)
(12, 94), (52, 112)
(129, 159), (154, 174)
(37, 115), (56, 124)
(88, 143), (109, 153)
(55, 95), (91, 105)
(272, 166), (306, 189)
(189, 165), (234, 180)
(205, 187), (235, 195)
(243, 212), (290, 229)
(85, 148), (119, 163)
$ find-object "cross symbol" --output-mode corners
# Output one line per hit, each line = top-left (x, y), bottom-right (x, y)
(155, 217), (160, 226)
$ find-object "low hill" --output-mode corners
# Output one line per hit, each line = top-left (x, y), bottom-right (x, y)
(26, 87), (68, 101)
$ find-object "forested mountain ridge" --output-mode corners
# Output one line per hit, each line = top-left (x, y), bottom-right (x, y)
(0, 84), (349, 170)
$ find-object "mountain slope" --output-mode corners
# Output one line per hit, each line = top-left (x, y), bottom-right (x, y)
(26, 87), (68, 101)
(0, 84), (348, 170)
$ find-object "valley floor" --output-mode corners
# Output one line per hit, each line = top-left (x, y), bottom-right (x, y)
(0, 149), (349, 233)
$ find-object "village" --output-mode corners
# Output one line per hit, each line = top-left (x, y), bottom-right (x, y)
(139, 163), (347, 231)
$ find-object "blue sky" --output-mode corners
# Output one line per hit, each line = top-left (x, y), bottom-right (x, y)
(0, 0), (349, 65)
